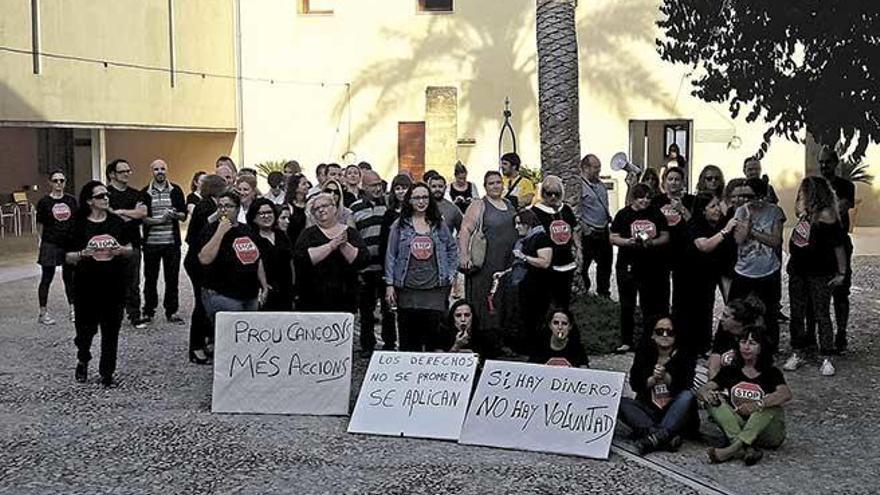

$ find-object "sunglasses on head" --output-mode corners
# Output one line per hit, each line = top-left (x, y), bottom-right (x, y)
(92, 193), (110, 200)
(654, 327), (675, 337)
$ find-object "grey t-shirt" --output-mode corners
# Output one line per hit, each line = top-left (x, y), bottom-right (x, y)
(578, 177), (611, 232)
(734, 202), (785, 278)
(438, 199), (463, 235)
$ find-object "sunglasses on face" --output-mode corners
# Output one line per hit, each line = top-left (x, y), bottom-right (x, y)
(91, 193), (110, 200)
(654, 328), (675, 337)
(51, 178), (66, 184)
(544, 190), (561, 198)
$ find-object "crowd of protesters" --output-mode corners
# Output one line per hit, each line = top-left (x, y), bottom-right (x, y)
(34, 147), (857, 465)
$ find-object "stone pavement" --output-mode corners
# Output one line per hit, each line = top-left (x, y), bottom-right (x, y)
(1, 257), (878, 494)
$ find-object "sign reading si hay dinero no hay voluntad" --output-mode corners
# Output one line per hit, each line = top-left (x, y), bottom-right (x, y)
(211, 312), (353, 415)
(348, 352), (478, 440)
(459, 360), (625, 460)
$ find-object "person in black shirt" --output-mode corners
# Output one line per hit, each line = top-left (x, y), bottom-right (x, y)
(783, 176), (847, 376)
(449, 162), (479, 214)
(652, 166), (694, 332)
(685, 193), (738, 355)
(105, 159), (149, 328)
(378, 174), (414, 264)
(509, 209), (554, 353)
(443, 299), (499, 360)
(284, 173), (311, 247)
(198, 191), (269, 326)
(182, 174), (227, 364)
(819, 148), (856, 352)
(618, 315), (697, 454)
(65, 181), (133, 388)
(294, 193), (368, 313)
(529, 308), (589, 368)
(700, 326), (792, 465)
(529, 175), (579, 310)
(610, 183), (670, 352)
(186, 171), (206, 219)
(35, 170), (77, 325)
(247, 198), (294, 311)
(707, 297), (765, 380)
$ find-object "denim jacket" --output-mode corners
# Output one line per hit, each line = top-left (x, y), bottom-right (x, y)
(384, 217), (459, 288)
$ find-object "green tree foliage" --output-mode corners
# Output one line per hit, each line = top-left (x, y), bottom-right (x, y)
(656, 1), (880, 160)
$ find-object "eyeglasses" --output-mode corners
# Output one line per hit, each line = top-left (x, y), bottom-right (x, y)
(544, 190), (561, 198)
(654, 328), (675, 337)
(91, 193), (110, 200)
(311, 203), (332, 213)
(217, 203), (237, 210)
(50, 178), (66, 184)
(411, 195), (430, 201)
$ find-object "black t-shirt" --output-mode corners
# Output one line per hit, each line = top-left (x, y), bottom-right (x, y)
(688, 216), (737, 278)
(294, 226), (368, 313)
(830, 176), (855, 234)
(653, 194), (694, 265)
(714, 366), (786, 410)
(531, 204), (578, 271)
(186, 198), (217, 247)
(67, 215), (131, 298)
(788, 219), (845, 277)
(254, 229), (294, 302)
(629, 347), (695, 408)
(517, 227), (553, 288)
(108, 185), (145, 248)
(199, 223), (263, 300)
(286, 204), (308, 246)
(610, 206), (669, 272)
(710, 330), (739, 372)
(449, 182), (477, 213)
(36, 194), (77, 245)
(530, 329), (589, 368)
(185, 192), (201, 210)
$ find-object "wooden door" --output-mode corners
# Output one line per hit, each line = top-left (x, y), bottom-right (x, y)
(398, 122), (425, 180)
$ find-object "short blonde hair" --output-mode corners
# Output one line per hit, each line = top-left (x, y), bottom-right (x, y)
(541, 174), (565, 197)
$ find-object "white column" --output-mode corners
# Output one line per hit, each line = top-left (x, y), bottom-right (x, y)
(90, 129), (106, 180)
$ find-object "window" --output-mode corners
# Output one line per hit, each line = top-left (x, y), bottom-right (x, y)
(300, 0), (333, 15)
(418, 0), (453, 13)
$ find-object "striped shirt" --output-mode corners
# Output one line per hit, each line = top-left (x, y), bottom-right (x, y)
(145, 181), (175, 245)
(350, 197), (387, 272)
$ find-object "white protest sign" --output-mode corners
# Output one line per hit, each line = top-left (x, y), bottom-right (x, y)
(211, 312), (353, 415)
(459, 360), (625, 459)
(348, 352), (478, 440)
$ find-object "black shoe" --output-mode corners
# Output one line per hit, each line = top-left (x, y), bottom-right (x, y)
(100, 374), (115, 388)
(637, 430), (669, 455)
(666, 435), (683, 452)
(75, 362), (87, 383)
(743, 446), (764, 466)
(189, 350), (211, 365)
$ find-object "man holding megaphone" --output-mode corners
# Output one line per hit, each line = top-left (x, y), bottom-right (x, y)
(578, 154), (613, 297)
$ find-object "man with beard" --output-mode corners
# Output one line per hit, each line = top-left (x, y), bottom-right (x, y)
(428, 174), (462, 235)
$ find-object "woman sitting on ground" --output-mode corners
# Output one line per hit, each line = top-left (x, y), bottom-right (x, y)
(529, 307), (589, 368)
(618, 315), (697, 455)
(443, 299), (498, 359)
(707, 296), (765, 380)
(699, 326), (792, 465)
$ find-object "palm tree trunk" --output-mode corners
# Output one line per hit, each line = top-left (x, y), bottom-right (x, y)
(536, 0), (581, 205)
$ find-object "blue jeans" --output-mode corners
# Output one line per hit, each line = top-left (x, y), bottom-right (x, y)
(202, 288), (258, 327)
(618, 390), (696, 438)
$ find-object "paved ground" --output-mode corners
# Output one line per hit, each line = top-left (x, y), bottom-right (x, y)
(1, 256), (878, 494)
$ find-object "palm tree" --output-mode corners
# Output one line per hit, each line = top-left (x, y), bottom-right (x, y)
(536, 0), (582, 205)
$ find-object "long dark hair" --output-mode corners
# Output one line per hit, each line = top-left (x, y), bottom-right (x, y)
(284, 173), (309, 205)
(731, 325), (775, 372)
(399, 182), (442, 226)
(691, 192), (721, 228)
(540, 306), (582, 343)
(446, 299), (480, 335)
(246, 197), (277, 228)
(387, 174), (414, 211)
(76, 180), (105, 220)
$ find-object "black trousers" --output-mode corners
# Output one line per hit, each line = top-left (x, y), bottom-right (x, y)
(74, 296), (124, 378)
(832, 239), (853, 348)
(123, 248), (142, 321)
(616, 265), (668, 347)
(581, 229), (613, 296)
(38, 265), (75, 307)
(397, 308), (443, 352)
(142, 244), (181, 318)
(730, 271), (780, 354)
(358, 271), (397, 351)
(681, 271), (719, 356)
(183, 254), (210, 352)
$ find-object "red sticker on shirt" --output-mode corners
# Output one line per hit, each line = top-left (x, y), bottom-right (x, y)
(731, 381), (765, 409)
(792, 220), (811, 248)
(52, 203), (72, 222)
(87, 234), (120, 261)
(411, 235), (434, 261)
(549, 219), (572, 245)
(652, 383), (672, 409)
(232, 236), (260, 265)
(630, 220), (657, 240)
(660, 204), (682, 226)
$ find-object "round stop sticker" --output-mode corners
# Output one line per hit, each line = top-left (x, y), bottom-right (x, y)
(731, 381), (765, 409)
(661, 204), (682, 226)
(52, 202), (72, 222)
(630, 219), (657, 240)
(87, 234), (120, 261)
(721, 350), (736, 367)
(232, 236), (260, 265)
(792, 220), (811, 248)
(549, 219), (572, 245)
(411, 235), (434, 261)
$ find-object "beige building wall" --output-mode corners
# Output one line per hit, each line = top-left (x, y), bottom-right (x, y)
(239, 0), (878, 225)
(0, 0), (237, 131)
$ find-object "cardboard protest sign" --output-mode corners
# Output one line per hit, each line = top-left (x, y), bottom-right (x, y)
(212, 312), (353, 415)
(459, 360), (625, 459)
(348, 352), (478, 440)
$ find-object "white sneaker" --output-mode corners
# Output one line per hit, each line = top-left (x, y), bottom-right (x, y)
(783, 353), (805, 371)
(69, 307), (76, 323)
(39, 313), (56, 326)
(819, 358), (835, 377)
